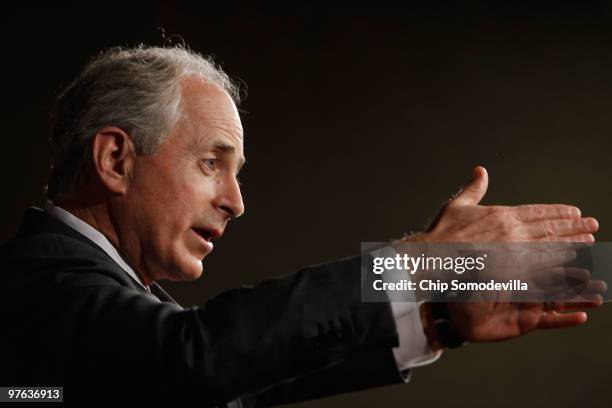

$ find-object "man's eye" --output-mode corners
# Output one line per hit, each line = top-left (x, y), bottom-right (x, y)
(203, 159), (217, 170)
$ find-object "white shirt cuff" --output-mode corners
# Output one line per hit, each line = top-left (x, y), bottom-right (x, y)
(374, 245), (442, 377)
(391, 302), (442, 374)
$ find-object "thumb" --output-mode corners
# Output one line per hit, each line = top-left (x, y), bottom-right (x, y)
(449, 166), (489, 206)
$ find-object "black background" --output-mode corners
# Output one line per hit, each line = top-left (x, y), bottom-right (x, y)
(3, 2), (612, 407)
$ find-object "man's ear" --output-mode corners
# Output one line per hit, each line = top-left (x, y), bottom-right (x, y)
(91, 127), (136, 195)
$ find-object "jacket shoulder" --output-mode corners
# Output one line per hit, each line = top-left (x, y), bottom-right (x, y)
(1, 231), (133, 289)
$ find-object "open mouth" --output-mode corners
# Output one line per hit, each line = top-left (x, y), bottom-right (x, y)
(193, 228), (214, 242)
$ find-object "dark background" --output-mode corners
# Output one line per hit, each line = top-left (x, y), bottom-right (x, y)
(3, 2), (612, 407)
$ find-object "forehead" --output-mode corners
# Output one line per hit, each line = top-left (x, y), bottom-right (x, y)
(178, 76), (244, 153)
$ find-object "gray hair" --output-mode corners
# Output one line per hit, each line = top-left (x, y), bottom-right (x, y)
(46, 44), (240, 199)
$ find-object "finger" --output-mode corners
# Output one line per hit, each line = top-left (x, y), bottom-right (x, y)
(524, 218), (599, 239)
(515, 204), (582, 222)
(537, 311), (588, 329)
(448, 166), (489, 207)
(567, 280), (608, 298)
(548, 298), (604, 311)
(532, 270), (605, 291)
(532, 234), (595, 243)
(531, 267), (592, 288)
(537, 281), (607, 303)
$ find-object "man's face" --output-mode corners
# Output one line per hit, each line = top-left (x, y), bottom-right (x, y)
(118, 77), (245, 282)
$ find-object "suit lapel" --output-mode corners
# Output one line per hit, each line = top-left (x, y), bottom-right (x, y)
(150, 282), (180, 305)
(20, 208), (181, 307)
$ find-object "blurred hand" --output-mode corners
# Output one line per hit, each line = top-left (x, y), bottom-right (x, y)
(404, 166), (602, 349)
(421, 298), (602, 351)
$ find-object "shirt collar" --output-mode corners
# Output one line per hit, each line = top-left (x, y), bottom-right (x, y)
(44, 201), (150, 292)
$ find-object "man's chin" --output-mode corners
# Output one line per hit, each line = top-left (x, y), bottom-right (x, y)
(165, 258), (204, 282)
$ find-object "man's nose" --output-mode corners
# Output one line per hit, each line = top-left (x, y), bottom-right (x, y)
(216, 176), (245, 219)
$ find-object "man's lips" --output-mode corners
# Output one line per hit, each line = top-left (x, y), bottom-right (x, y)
(191, 227), (223, 254)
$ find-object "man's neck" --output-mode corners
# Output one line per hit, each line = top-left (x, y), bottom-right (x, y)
(51, 195), (153, 286)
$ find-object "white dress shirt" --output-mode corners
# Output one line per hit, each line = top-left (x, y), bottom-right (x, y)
(44, 202), (440, 377)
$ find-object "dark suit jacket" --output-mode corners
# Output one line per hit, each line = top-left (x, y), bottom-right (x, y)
(0, 208), (406, 406)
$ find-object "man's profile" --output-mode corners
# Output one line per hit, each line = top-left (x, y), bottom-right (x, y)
(0, 45), (602, 406)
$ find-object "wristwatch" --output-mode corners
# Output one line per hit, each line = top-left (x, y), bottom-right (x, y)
(430, 302), (467, 349)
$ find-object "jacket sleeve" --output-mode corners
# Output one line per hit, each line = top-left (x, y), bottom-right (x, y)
(5, 237), (399, 407)
(241, 347), (408, 408)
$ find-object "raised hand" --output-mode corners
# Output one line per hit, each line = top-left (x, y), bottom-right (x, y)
(404, 166), (603, 349)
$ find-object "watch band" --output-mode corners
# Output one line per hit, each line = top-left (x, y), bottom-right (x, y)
(430, 302), (467, 349)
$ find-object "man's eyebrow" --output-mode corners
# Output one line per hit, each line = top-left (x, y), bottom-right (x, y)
(213, 141), (246, 172)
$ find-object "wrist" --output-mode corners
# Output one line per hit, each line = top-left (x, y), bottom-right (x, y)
(399, 231), (428, 243)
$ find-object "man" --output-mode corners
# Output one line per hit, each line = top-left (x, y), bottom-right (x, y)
(0, 45), (601, 406)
